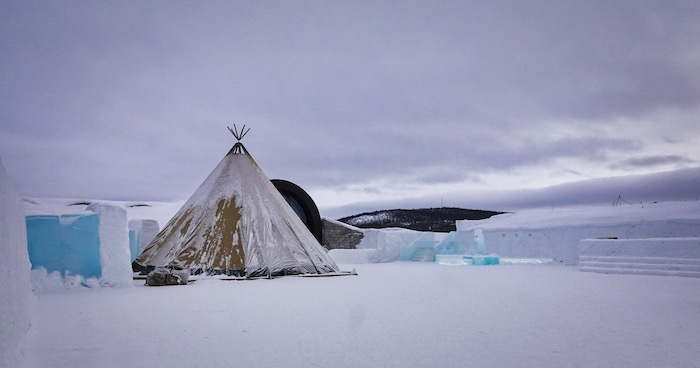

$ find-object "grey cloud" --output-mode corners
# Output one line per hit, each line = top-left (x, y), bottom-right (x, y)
(1, 0), (699, 202)
(550, 169), (583, 177)
(414, 170), (481, 185)
(273, 135), (641, 189)
(609, 155), (697, 170)
(322, 166), (700, 218)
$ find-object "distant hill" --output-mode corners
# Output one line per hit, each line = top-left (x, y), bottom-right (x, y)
(338, 207), (505, 232)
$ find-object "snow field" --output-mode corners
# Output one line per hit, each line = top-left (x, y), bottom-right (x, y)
(26, 263), (700, 368)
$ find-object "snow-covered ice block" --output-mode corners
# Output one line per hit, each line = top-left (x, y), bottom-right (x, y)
(579, 237), (700, 258)
(434, 232), (467, 255)
(357, 228), (423, 262)
(500, 258), (554, 265)
(456, 202), (700, 265)
(26, 202), (132, 288)
(356, 228), (449, 263)
(86, 203), (131, 287)
(399, 232), (440, 261)
(0, 158), (33, 368)
(128, 219), (159, 261)
(27, 214), (102, 278)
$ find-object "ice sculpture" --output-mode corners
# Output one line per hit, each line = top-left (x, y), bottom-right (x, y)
(399, 232), (439, 261)
(435, 228), (500, 266)
(474, 229), (487, 254)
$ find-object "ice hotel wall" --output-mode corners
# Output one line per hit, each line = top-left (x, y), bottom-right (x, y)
(456, 202), (700, 265)
(27, 214), (101, 278)
(26, 203), (132, 287)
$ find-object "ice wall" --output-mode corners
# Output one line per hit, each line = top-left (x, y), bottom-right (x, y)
(27, 202), (132, 288)
(27, 214), (101, 278)
(0, 159), (33, 368)
(580, 237), (700, 258)
(87, 203), (132, 287)
(398, 232), (442, 261)
(128, 219), (159, 261)
(354, 228), (449, 263)
(357, 228), (423, 262)
(456, 202), (700, 265)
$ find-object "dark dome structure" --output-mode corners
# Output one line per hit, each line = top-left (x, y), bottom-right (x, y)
(271, 179), (323, 244)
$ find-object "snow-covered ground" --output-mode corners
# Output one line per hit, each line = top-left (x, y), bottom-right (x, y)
(25, 263), (700, 368)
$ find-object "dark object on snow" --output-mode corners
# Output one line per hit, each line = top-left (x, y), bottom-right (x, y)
(132, 261), (154, 274)
(145, 268), (189, 286)
(321, 219), (364, 250)
(339, 207), (505, 233)
(271, 179), (323, 244)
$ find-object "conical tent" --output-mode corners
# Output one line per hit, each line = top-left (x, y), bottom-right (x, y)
(134, 128), (338, 276)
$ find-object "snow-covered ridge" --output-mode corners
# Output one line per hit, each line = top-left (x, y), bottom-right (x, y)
(345, 212), (391, 225)
(322, 216), (363, 231)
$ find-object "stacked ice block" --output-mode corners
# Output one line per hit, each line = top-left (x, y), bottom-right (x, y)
(25, 203), (132, 287)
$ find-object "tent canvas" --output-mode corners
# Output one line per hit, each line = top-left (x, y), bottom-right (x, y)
(134, 127), (338, 276)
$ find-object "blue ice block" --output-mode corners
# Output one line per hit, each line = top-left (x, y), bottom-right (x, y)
(128, 229), (138, 261)
(26, 214), (101, 278)
(434, 231), (469, 255)
(469, 255), (500, 265)
(400, 232), (439, 261)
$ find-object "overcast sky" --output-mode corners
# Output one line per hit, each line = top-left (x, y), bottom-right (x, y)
(2, 0), (699, 217)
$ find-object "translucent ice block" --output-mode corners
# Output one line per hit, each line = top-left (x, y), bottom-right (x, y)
(26, 214), (101, 278)
(435, 254), (467, 265)
(470, 255), (500, 265)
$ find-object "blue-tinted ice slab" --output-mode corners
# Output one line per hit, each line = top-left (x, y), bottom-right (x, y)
(435, 254), (467, 265)
(129, 230), (138, 262)
(399, 232), (439, 261)
(500, 258), (554, 265)
(469, 255), (500, 265)
(26, 214), (101, 278)
(26, 203), (133, 288)
(435, 254), (501, 265)
(128, 219), (159, 261)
